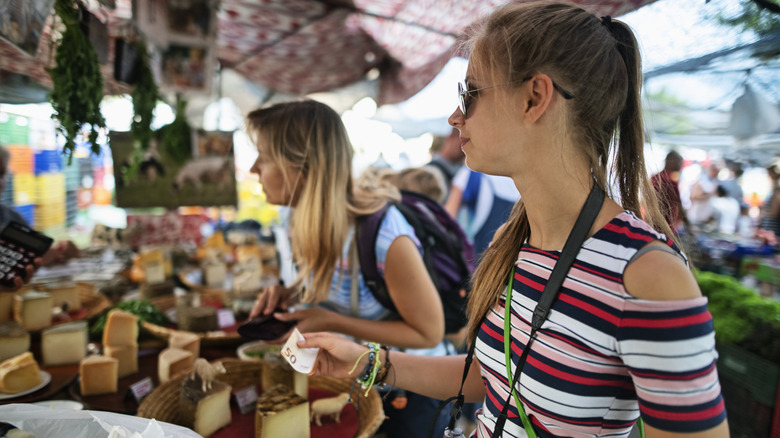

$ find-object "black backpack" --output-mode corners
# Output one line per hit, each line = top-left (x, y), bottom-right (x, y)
(356, 190), (476, 334)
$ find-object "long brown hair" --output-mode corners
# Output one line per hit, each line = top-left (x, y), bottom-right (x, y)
(464, 2), (676, 342)
(245, 100), (397, 302)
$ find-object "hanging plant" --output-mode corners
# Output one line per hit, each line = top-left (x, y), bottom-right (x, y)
(130, 40), (158, 152)
(48, 0), (106, 161)
(158, 98), (192, 165)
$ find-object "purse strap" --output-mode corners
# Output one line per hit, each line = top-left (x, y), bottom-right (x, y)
(437, 184), (604, 438)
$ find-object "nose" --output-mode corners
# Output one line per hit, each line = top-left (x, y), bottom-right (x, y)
(249, 157), (261, 177)
(448, 107), (464, 128)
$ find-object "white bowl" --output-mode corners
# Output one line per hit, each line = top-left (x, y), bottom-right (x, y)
(236, 340), (281, 361)
(32, 400), (84, 410)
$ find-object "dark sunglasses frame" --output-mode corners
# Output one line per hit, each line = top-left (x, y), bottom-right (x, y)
(458, 76), (574, 118)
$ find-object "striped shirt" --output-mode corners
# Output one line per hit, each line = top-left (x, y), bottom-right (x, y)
(474, 211), (726, 438)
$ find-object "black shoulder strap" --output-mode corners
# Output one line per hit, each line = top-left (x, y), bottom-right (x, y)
(435, 184), (605, 438)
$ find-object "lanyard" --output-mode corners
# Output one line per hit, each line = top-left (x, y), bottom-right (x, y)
(493, 184), (605, 437)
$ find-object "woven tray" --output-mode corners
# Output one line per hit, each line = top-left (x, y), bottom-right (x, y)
(141, 289), (247, 347)
(137, 358), (384, 438)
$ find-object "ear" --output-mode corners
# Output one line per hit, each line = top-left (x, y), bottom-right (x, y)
(522, 74), (556, 124)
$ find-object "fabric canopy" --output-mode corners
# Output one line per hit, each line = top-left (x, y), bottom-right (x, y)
(0, 0), (658, 106)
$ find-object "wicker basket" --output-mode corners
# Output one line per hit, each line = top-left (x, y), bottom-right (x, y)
(141, 289), (247, 347)
(137, 358), (385, 438)
(77, 282), (111, 320)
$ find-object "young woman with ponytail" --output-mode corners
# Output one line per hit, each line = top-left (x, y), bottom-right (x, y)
(300, 2), (730, 437)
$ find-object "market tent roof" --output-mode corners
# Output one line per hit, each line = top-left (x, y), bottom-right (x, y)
(0, 0), (659, 113)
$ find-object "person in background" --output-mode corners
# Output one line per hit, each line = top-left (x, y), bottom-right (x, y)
(245, 100), (450, 437)
(444, 167), (519, 260)
(722, 160), (745, 208)
(0, 145), (79, 271)
(650, 150), (686, 234)
(426, 127), (465, 202)
(376, 166), (447, 204)
(687, 162), (721, 227)
(757, 159), (780, 246)
(711, 185), (740, 235)
(298, 2), (729, 437)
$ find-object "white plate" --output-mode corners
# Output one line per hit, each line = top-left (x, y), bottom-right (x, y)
(0, 371), (51, 400)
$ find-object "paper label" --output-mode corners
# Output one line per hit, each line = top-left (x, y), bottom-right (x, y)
(234, 386), (259, 414)
(281, 328), (319, 374)
(129, 377), (154, 403)
(217, 308), (236, 328)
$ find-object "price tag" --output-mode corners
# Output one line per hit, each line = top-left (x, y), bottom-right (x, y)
(129, 377), (154, 403)
(217, 308), (236, 328)
(281, 328), (319, 374)
(233, 386), (259, 414)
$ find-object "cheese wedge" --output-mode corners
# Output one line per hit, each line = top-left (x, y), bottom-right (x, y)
(158, 347), (194, 383)
(0, 352), (42, 394)
(169, 331), (200, 358)
(103, 344), (139, 378)
(261, 352), (308, 399)
(40, 281), (82, 312)
(255, 384), (310, 438)
(180, 377), (232, 437)
(79, 355), (118, 396)
(0, 321), (30, 362)
(13, 291), (52, 331)
(41, 321), (88, 366)
(102, 309), (139, 347)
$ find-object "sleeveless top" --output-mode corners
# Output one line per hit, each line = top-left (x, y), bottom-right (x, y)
(474, 211), (726, 438)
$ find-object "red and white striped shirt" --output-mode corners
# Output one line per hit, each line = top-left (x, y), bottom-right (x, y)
(474, 211), (726, 437)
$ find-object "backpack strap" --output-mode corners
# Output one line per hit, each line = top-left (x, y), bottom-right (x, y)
(355, 201), (396, 311)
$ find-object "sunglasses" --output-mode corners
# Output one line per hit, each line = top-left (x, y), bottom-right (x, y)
(457, 76), (575, 118)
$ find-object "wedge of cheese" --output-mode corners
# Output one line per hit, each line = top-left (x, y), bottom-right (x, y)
(40, 281), (82, 312)
(13, 291), (52, 331)
(255, 384), (310, 438)
(180, 377), (232, 437)
(261, 352), (308, 399)
(0, 321), (30, 362)
(103, 344), (138, 378)
(169, 331), (200, 358)
(102, 309), (138, 347)
(79, 355), (118, 396)
(158, 347), (194, 383)
(0, 352), (42, 394)
(41, 321), (87, 366)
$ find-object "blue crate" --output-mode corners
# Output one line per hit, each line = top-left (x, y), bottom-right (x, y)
(34, 150), (64, 175)
(13, 204), (34, 226)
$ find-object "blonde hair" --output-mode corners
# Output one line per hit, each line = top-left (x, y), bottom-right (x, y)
(245, 100), (397, 302)
(377, 167), (447, 204)
(463, 1), (677, 342)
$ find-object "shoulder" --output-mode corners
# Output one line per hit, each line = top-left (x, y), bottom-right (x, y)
(623, 241), (700, 301)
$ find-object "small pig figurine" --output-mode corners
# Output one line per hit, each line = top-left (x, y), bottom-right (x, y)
(310, 392), (351, 426)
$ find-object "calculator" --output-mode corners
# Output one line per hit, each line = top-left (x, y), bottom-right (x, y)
(0, 221), (53, 286)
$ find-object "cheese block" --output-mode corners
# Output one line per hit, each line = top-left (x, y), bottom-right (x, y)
(203, 262), (227, 288)
(255, 384), (310, 438)
(40, 281), (82, 312)
(140, 280), (174, 300)
(0, 321), (30, 362)
(13, 291), (52, 331)
(180, 375), (232, 437)
(0, 293), (12, 323)
(233, 269), (262, 297)
(169, 331), (200, 358)
(41, 321), (87, 366)
(0, 352), (41, 394)
(261, 352), (308, 399)
(178, 306), (218, 332)
(103, 344), (138, 378)
(102, 309), (138, 347)
(79, 355), (118, 396)
(158, 347), (194, 383)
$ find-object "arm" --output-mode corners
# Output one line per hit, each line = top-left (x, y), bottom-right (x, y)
(444, 185), (464, 218)
(301, 331), (486, 402)
(624, 242), (729, 438)
(276, 236), (446, 349)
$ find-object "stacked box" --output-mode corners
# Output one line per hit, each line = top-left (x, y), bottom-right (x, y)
(7, 147), (33, 175)
(12, 174), (36, 205)
(35, 173), (66, 204)
(64, 156), (81, 191)
(0, 115), (29, 146)
(34, 150), (63, 175)
(34, 201), (66, 230)
(1, 175), (13, 206)
(66, 190), (77, 227)
(13, 205), (34, 226)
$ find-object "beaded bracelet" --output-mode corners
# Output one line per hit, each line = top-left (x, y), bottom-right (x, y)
(374, 346), (392, 386)
(349, 342), (382, 397)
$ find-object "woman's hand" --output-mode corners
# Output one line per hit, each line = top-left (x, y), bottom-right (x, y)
(0, 257), (41, 292)
(249, 284), (295, 318)
(274, 306), (339, 334)
(299, 332), (370, 379)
